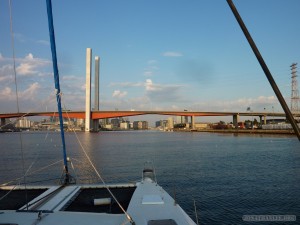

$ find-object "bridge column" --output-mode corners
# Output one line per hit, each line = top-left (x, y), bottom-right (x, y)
(1, 118), (5, 127)
(93, 56), (100, 131)
(233, 114), (239, 128)
(259, 115), (266, 126)
(85, 48), (92, 132)
(191, 116), (195, 130)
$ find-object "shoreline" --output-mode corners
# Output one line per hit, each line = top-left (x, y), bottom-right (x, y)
(174, 129), (296, 135)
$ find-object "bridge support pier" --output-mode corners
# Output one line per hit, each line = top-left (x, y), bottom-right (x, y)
(85, 48), (92, 132)
(233, 114), (239, 128)
(93, 56), (100, 131)
(1, 118), (5, 127)
(191, 116), (195, 130)
(259, 115), (266, 125)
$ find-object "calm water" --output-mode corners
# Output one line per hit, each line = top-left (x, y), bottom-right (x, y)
(0, 131), (299, 224)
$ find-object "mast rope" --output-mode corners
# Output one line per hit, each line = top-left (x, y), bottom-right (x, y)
(62, 106), (135, 224)
(0, 91), (56, 130)
(8, 0), (28, 209)
(0, 110), (60, 188)
(0, 160), (63, 187)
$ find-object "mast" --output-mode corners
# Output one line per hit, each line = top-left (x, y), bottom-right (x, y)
(46, 0), (72, 184)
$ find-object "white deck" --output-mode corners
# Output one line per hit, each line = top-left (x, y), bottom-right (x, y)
(127, 179), (196, 225)
(0, 210), (127, 225)
(0, 180), (196, 225)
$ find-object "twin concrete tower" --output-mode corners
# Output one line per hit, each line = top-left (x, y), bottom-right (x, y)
(85, 48), (100, 132)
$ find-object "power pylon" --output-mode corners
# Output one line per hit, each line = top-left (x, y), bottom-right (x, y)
(291, 63), (299, 113)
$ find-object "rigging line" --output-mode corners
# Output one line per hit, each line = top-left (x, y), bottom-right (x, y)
(3, 110), (58, 189)
(62, 107), (134, 224)
(0, 179), (21, 202)
(0, 160), (63, 187)
(8, 0), (28, 210)
(69, 158), (78, 182)
(23, 110), (58, 176)
(0, 92), (56, 130)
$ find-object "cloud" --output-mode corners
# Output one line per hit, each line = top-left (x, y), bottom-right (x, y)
(20, 82), (41, 100)
(147, 60), (157, 64)
(37, 40), (50, 45)
(109, 82), (143, 87)
(143, 71), (153, 77)
(143, 60), (159, 77)
(144, 79), (184, 102)
(190, 96), (280, 112)
(112, 90), (128, 98)
(16, 53), (50, 76)
(0, 87), (13, 100)
(162, 51), (183, 57)
(62, 75), (79, 80)
(0, 64), (13, 83)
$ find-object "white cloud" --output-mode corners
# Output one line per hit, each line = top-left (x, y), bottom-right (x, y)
(20, 82), (41, 100)
(0, 64), (13, 83)
(147, 60), (157, 64)
(162, 51), (183, 57)
(190, 96), (280, 112)
(37, 40), (49, 45)
(145, 79), (157, 91)
(63, 75), (78, 80)
(112, 90), (127, 98)
(143, 71), (153, 77)
(109, 82), (143, 87)
(0, 87), (13, 100)
(16, 53), (50, 76)
(17, 63), (37, 75)
(144, 79), (184, 103)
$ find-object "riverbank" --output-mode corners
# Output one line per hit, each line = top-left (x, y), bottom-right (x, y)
(175, 128), (296, 135)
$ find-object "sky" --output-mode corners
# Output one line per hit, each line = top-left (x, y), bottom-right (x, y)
(1, 0), (300, 123)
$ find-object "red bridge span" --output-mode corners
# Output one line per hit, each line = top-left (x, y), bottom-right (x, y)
(0, 110), (286, 119)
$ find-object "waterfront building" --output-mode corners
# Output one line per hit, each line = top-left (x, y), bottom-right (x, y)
(120, 122), (129, 130)
(15, 117), (33, 129)
(76, 118), (85, 127)
(133, 121), (148, 130)
(155, 120), (168, 128)
(167, 117), (174, 129)
(111, 118), (120, 129)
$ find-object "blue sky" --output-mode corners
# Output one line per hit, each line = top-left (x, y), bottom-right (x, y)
(1, 0), (300, 122)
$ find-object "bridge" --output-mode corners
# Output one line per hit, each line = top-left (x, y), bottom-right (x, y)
(0, 110), (288, 119)
(1, 49), (296, 131)
(0, 110), (292, 131)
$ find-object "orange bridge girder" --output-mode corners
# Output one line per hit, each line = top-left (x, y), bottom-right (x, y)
(0, 110), (287, 120)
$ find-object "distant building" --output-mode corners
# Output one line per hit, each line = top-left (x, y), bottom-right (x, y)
(15, 117), (33, 129)
(194, 123), (208, 129)
(76, 118), (85, 127)
(120, 122), (129, 130)
(111, 118), (120, 129)
(133, 121), (148, 130)
(167, 117), (174, 129)
(155, 120), (168, 128)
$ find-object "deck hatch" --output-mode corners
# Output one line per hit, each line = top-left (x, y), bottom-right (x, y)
(142, 195), (164, 205)
(148, 219), (177, 225)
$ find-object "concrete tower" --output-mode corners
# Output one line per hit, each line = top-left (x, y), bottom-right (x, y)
(93, 56), (100, 131)
(85, 48), (92, 132)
